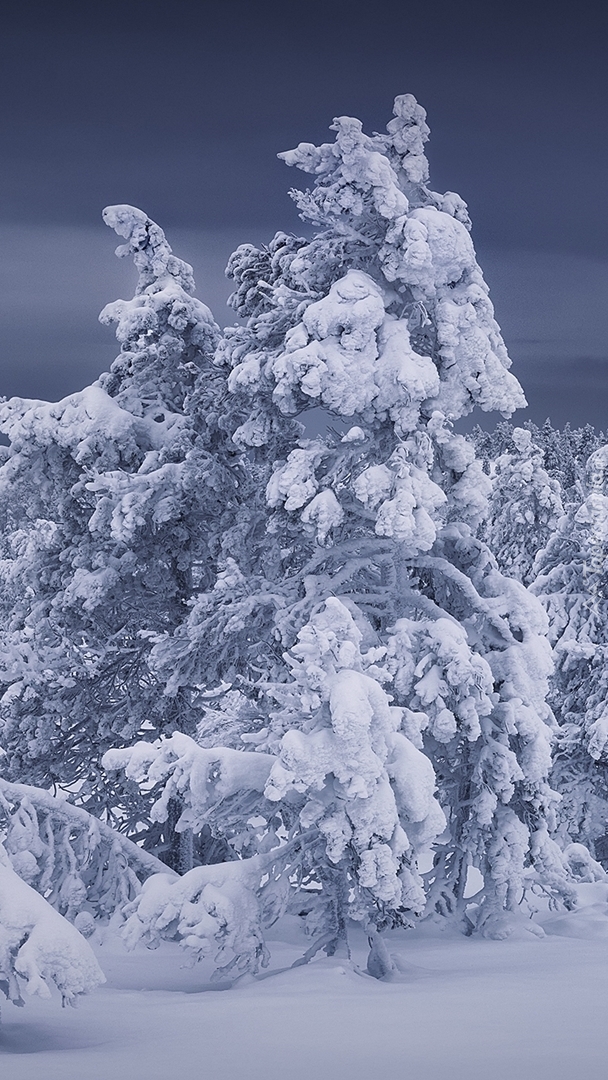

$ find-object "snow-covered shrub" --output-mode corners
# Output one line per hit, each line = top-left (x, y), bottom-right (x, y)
(0, 841), (105, 1008)
(120, 856), (270, 980)
(104, 598), (446, 972)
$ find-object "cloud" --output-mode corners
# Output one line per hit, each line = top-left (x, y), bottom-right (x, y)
(480, 249), (608, 364)
(474, 249), (608, 430)
(1, 227), (607, 431)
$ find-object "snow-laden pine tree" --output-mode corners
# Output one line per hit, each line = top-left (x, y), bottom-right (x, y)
(105, 94), (577, 967)
(482, 427), (564, 585)
(531, 445), (608, 858)
(0, 206), (236, 836)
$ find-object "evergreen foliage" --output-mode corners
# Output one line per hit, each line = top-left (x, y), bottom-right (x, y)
(531, 445), (608, 857)
(472, 419), (606, 508)
(0, 776), (176, 919)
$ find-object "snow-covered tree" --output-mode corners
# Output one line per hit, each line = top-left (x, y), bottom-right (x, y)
(105, 596), (446, 974)
(481, 427), (564, 585)
(531, 444), (608, 858)
(109, 93), (577, 963)
(0, 207), (237, 837)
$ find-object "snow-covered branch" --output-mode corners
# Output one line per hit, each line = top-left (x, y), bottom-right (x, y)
(0, 778), (176, 922)
(102, 733), (275, 834)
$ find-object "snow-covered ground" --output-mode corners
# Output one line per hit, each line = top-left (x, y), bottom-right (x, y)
(3, 886), (608, 1080)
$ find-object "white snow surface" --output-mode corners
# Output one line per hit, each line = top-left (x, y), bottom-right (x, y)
(3, 890), (608, 1080)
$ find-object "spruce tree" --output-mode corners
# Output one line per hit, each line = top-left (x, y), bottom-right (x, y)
(0, 206), (235, 836)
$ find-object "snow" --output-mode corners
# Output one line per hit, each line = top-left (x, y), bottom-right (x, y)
(300, 488), (345, 542)
(3, 907), (608, 1080)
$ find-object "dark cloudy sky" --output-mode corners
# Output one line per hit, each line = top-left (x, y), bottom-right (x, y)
(1, 0), (608, 429)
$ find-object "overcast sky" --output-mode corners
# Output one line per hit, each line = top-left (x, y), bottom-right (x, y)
(1, 0), (608, 429)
